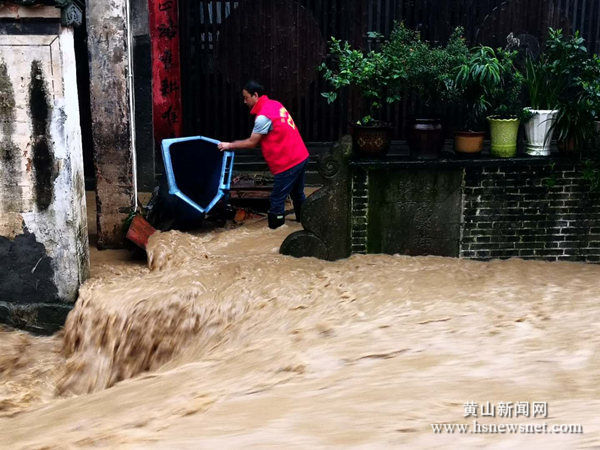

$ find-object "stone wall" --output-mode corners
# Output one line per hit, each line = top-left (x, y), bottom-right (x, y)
(367, 168), (463, 256)
(347, 156), (600, 263)
(350, 168), (368, 254)
(0, 6), (89, 332)
(461, 162), (600, 262)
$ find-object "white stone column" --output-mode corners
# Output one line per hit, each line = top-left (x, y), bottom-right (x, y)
(0, 5), (89, 332)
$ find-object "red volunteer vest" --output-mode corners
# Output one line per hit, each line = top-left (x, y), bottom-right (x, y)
(250, 96), (309, 175)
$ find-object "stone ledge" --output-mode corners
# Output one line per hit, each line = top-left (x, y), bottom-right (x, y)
(0, 301), (72, 334)
(350, 150), (599, 170)
(0, 1), (83, 26)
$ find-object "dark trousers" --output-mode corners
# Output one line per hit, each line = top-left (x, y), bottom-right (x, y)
(269, 158), (308, 215)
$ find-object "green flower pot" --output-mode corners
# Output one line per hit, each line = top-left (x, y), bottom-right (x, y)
(487, 117), (520, 158)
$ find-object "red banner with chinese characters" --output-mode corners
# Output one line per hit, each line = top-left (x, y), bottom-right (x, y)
(149, 0), (182, 142)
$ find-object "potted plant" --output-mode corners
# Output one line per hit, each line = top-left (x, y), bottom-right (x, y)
(580, 54), (600, 150)
(552, 99), (596, 154)
(587, 80), (600, 147)
(523, 53), (560, 156)
(486, 48), (529, 158)
(320, 35), (401, 157)
(591, 56), (600, 134)
(384, 23), (468, 159)
(453, 46), (503, 155)
(544, 29), (598, 155)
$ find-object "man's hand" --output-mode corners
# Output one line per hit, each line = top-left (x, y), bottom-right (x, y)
(218, 142), (232, 151)
(218, 134), (262, 151)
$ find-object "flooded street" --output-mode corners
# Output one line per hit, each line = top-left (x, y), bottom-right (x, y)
(1, 219), (600, 448)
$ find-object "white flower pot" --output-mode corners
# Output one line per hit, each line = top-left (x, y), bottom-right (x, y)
(524, 109), (559, 156)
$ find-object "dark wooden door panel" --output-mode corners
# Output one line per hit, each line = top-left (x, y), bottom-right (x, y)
(179, 0), (600, 144)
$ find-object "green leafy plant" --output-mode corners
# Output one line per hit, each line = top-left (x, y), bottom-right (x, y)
(582, 159), (600, 192)
(552, 101), (596, 151)
(454, 46), (502, 130)
(454, 45), (529, 128)
(581, 55), (600, 121)
(523, 30), (569, 112)
(320, 23), (469, 126)
(319, 36), (401, 125)
(383, 23), (468, 115)
(543, 162), (558, 188)
(543, 29), (598, 149)
(524, 57), (559, 110)
(487, 48), (529, 121)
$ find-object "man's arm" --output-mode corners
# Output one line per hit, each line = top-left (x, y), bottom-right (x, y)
(218, 133), (263, 151)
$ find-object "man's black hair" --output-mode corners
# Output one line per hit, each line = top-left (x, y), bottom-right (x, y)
(244, 80), (265, 97)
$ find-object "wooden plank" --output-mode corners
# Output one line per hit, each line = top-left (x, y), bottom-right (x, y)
(201, 1), (211, 136)
(376, 0), (382, 33)
(384, 0), (391, 36)
(594, 0), (600, 53)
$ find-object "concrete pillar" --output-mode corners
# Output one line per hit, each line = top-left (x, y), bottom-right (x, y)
(86, 0), (136, 248)
(0, 5), (89, 332)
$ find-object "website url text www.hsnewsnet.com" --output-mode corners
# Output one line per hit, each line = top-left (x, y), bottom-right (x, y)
(431, 421), (583, 434)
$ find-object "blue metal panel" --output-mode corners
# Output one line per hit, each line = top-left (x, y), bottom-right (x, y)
(161, 136), (235, 214)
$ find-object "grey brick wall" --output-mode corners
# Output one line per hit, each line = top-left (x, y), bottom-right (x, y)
(461, 162), (600, 262)
(351, 168), (368, 254)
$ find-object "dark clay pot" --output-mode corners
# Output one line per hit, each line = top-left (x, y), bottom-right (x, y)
(557, 138), (577, 156)
(350, 122), (392, 157)
(407, 118), (444, 160)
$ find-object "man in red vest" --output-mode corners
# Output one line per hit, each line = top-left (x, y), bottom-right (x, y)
(218, 81), (309, 229)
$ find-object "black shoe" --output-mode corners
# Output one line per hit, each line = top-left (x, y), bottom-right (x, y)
(268, 213), (285, 229)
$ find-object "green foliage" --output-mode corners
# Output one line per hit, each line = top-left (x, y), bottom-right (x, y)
(581, 55), (600, 120)
(523, 28), (579, 110)
(541, 29), (599, 149)
(543, 162), (558, 188)
(524, 55), (560, 110)
(487, 48), (528, 121)
(319, 23), (468, 124)
(384, 23), (468, 112)
(582, 159), (600, 192)
(552, 101), (596, 150)
(454, 46), (502, 130)
(454, 46), (528, 129)
(319, 36), (399, 125)
(320, 24), (600, 144)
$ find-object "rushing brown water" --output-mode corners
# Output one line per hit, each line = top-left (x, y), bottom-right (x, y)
(1, 218), (600, 448)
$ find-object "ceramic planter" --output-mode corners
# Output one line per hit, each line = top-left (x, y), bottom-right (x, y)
(407, 118), (444, 160)
(488, 117), (520, 158)
(454, 131), (485, 155)
(350, 122), (392, 157)
(557, 138), (577, 155)
(524, 109), (559, 156)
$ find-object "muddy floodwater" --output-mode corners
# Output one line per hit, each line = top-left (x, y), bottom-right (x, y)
(1, 218), (600, 448)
